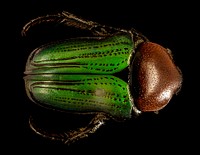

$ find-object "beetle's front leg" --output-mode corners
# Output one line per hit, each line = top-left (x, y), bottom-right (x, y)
(21, 11), (125, 37)
(29, 113), (109, 145)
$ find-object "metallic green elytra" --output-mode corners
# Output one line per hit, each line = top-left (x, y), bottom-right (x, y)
(24, 74), (132, 119)
(22, 11), (182, 145)
(25, 33), (134, 75)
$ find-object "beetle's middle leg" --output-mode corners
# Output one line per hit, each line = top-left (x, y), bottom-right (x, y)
(21, 11), (126, 37)
(29, 112), (109, 145)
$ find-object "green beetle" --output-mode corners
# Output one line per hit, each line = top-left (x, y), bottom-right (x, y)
(22, 11), (183, 144)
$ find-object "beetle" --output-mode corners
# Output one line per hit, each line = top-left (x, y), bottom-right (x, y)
(22, 11), (183, 145)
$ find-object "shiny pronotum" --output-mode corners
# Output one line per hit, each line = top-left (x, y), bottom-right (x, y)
(22, 11), (183, 144)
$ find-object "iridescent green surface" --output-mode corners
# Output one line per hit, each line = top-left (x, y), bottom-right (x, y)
(24, 74), (132, 119)
(24, 33), (134, 119)
(25, 33), (134, 75)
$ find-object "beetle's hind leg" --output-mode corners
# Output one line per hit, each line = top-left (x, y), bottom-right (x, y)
(61, 11), (128, 36)
(63, 112), (109, 145)
(29, 112), (109, 145)
(21, 11), (126, 37)
(21, 14), (64, 36)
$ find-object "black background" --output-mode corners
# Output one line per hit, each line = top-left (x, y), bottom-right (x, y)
(11, 0), (198, 153)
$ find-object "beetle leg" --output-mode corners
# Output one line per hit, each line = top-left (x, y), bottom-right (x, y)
(21, 14), (64, 36)
(130, 28), (149, 48)
(57, 11), (148, 42)
(64, 112), (109, 145)
(60, 11), (125, 36)
(21, 11), (126, 37)
(29, 112), (109, 145)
